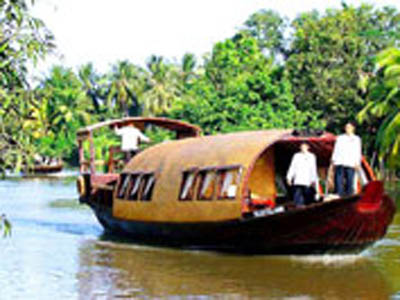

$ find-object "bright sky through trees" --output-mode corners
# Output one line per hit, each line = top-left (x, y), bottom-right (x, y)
(32, 0), (400, 75)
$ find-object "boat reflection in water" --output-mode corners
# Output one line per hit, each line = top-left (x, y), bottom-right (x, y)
(76, 238), (393, 299)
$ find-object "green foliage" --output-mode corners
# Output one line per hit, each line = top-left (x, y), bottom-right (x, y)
(95, 129), (120, 162)
(144, 127), (175, 146)
(169, 35), (323, 134)
(0, 0), (54, 90)
(241, 9), (288, 58)
(0, 214), (11, 237)
(2, 1), (400, 173)
(106, 60), (146, 117)
(141, 55), (180, 116)
(179, 53), (198, 90)
(29, 66), (93, 161)
(358, 47), (400, 168)
(285, 4), (400, 132)
(0, 0), (54, 171)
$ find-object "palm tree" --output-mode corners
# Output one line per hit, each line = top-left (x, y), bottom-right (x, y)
(141, 55), (180, 116)
(22, 66), (92, 159)
(180, 53), (197, 87)
(358, 47), (400, 168)
(106, 60), (146, 117)
(78, 63), (103, 114)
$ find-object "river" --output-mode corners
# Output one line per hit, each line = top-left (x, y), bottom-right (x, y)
(0, 174), (399, 299)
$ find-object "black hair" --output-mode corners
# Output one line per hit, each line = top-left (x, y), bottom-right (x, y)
(300, 142), (310, 147)
(345, 121), (356, 127)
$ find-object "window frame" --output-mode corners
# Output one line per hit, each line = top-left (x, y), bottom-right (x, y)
(115, 171), (156, 202)
(178, 168), (198, 201)
(117, 173), (131, 199)
(127, 173), (143, 201)
(140, 173), (156, 201)
(216, 165), (242, 200)
(196, 167), (217, 201)
(178, 165), (243, 202)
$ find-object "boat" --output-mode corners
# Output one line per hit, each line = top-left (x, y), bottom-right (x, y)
(30, 162), (64, 174)
(76, 117), (396, 254)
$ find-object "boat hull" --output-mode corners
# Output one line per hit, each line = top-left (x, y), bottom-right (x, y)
(30, 164), (63, 174)
(86, 184), (395, 254)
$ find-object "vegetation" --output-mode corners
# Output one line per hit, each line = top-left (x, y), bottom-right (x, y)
(0, 0), (54, 173)
(0, 214), (11, 237)
(0, 1), (399, 173)
(358, 47), (400, 170)
(285, 5), (400, 133)
(169, 35), (322, 134)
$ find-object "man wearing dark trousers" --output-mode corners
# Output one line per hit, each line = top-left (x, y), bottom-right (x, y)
(286, 142), (319, 207)
(331, 122), (362, 196)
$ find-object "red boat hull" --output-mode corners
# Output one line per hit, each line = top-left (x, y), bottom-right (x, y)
(85, 181), (396, 254)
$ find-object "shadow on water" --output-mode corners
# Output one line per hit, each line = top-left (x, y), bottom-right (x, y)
(75, 238), (394, 299)
(14, 217), (102, 237)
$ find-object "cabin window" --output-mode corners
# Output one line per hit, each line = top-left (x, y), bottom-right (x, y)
(117, 173), (130, 198)
(197, 169), (217, 200)
(217, 167), (242, 200)
(141, 173), (155, 201)
(179, 169), (197, 201)
(128, 173), (142, 201)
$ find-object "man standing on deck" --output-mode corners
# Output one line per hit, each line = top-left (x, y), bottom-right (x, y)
(331, 122), (362, 196)
(286, 142), (319, 207)
(114, 123), (150, 161)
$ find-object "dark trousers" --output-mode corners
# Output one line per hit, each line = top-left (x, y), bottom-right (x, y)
(125, 150), (139, 162)
(292, 185), (315, 206)
(334, 165), (355, 196)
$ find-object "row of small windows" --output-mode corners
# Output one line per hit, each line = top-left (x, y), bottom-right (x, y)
(117, 172), (155, 201)
(179, 166), (242, 201)
(116, 165), (242, 202)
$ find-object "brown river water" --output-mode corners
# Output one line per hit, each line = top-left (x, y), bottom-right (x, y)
(0, 174), (399, 299)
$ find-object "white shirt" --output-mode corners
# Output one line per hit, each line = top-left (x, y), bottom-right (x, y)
(115, 127), (150, 151)
(332, 134), (362, 168)
(286, 151), (318, 186)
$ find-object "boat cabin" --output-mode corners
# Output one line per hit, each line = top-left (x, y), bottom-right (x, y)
(77, 118), (375, 223)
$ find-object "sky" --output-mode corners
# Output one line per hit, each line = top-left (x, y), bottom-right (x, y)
(31, 0), (400, 76)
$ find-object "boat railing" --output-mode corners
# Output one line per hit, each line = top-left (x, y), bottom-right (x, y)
(78, 146), (125, 174)
(77, 117), (202, 175)
(107, 146), (125, 173)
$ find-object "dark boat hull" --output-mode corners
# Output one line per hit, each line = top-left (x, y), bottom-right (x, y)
(87, 184), (395, 254)
(30, 164), (63, 174)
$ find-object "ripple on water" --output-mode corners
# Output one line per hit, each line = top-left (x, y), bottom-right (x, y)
(290, 254), (366, 266)
(1, 177), (400, 299)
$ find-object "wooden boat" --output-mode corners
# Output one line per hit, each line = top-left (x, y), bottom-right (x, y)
(76, 117), (396, 254)
(30, 162), (63, 174)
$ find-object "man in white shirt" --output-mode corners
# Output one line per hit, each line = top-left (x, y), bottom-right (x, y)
(286, 142), (319, 206)
(331, 122), (362, 196)
(115, 123), (150, 161)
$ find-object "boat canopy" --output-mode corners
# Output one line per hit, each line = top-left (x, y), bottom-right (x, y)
(77, 117), (202, 140)
(124, 129), (336, 174)
(112, 129), (340, 222)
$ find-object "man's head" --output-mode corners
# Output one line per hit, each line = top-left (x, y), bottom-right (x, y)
(300, 142), (310, 153)
(344, 122), (356, 135)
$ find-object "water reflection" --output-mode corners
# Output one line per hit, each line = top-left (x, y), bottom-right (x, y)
(0, 176), (399, 299)
(77, 239), (392, 299)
